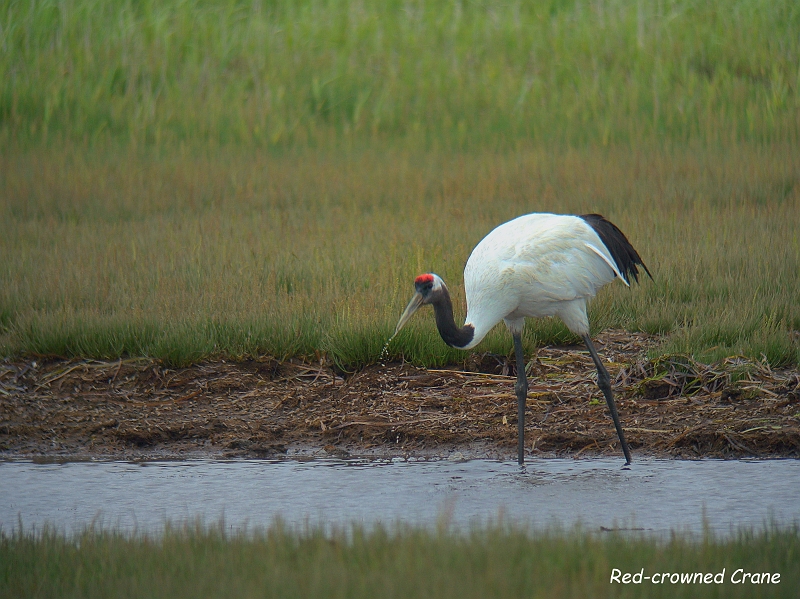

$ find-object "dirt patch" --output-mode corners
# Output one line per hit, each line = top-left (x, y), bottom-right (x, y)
(2, 331), (799, 461)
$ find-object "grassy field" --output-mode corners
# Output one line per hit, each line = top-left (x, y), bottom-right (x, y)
(2, 145), (798, 368)
(3, 0), (798, 148)
(1, 0), (799, 368)
(2, 522), (798, 599)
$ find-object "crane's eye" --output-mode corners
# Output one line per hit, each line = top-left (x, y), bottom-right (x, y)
(414, 273), (436, 295)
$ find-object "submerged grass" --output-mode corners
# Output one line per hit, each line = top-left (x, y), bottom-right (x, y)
(1, 0), (799, 367)
(1, 521), (798, 599)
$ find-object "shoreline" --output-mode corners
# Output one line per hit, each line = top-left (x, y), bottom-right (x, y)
(2, 332), (799, 462)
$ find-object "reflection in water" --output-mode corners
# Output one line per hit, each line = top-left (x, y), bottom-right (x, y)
(1, 458), (798, 536)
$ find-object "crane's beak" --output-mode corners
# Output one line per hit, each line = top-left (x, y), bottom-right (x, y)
(394, 291), (424, 335)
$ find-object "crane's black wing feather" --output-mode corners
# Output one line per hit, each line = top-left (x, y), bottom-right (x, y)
(579, 214), (652, 284)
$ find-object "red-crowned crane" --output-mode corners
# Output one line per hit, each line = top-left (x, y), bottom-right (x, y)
(393, 213), (651, 465)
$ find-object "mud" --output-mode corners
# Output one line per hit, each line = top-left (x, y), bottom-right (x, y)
(2, 331), (799, 461)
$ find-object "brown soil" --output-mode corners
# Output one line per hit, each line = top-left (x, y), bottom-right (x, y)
(2, 331), (799, 461)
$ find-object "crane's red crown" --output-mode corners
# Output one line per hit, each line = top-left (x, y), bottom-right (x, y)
(415, 274), (434, 285)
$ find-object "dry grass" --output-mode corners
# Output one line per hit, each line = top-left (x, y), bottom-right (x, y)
(1, 0), (799, 367)
(2, 144), (799, 366)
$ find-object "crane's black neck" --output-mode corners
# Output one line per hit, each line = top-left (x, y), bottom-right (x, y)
(429, 287), (475, 349)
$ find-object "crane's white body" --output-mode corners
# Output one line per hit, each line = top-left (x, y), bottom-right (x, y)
(461, 213), (626, 349)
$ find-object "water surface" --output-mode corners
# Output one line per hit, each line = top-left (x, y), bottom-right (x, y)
(2, 458), (798, 536)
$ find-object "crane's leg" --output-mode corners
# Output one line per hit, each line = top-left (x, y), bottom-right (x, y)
(582, 335), (632, 465)
(513, 333), (527, 465)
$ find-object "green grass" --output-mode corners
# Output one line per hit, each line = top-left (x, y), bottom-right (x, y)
(1, 521), (798, 599)
(2, 0), (798, 148)
(1, 0), (799, 367)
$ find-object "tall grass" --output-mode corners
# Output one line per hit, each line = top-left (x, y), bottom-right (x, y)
(1, 0), (798, 149)
(1, 145), (798, 367)
(2, 521), (798, 599)
(1, 0), (798, 367)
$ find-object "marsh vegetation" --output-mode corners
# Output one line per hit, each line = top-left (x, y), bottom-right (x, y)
(2, 521), (799, 599)
(2, 0), (799, 368)
(2, 3), (799, 594)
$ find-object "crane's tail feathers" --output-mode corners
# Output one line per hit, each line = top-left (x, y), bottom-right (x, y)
(584, 242), (628, 286)
(579, 214), (652, 284)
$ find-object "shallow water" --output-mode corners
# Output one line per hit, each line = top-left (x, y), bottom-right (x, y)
(1, 458), (798, 536)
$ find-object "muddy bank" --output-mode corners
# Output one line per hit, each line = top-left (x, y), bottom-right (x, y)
(2, 332), (799, 461)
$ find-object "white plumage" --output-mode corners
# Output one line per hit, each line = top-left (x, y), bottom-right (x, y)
(462, 213), (625, 348)
(394, 212), (650, 465)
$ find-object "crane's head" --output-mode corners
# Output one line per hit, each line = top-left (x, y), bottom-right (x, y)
(394, 273), (445, 335)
